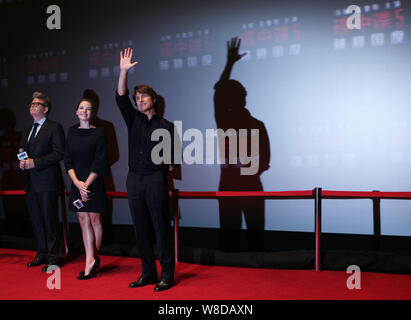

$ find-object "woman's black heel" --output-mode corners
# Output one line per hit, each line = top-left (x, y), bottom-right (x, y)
(77, 256), (100, 280)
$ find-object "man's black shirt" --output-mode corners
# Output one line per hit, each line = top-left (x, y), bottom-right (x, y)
(115, 91), (180, 173)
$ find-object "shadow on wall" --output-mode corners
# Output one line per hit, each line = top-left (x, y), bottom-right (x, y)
(156, 94), (182, 191)
(213, 37), (271, 252)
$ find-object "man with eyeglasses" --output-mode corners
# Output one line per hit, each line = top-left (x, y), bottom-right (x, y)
(20, 91), (65, 272)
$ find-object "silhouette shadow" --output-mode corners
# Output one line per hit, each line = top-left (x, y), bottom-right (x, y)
(0, 107), (29, 236)
(99, 264), (120, 275)
(156, 94), (182, 189)
(0, 253), (27, 264)
(174, 263), (212, 283)
(153, 94), (182, 228)
(60, 252), (84, 267)
(213, 37), (270, 252)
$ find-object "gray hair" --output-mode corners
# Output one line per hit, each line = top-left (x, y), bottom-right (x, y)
(32, 91), (52, 114)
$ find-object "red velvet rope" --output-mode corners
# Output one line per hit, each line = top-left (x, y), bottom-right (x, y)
(1, 190), (411, 199)
(0, 190), (25, 195)
(322, 190), (411, 199)
(177, 190), (314, 198)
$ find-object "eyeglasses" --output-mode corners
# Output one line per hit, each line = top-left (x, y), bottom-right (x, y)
(29, 102), (46, 108)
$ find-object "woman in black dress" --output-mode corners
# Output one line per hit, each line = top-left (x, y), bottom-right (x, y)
(64, 98), (109, 279)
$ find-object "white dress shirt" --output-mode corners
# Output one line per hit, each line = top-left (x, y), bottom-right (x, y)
(27, 117), (47, 142)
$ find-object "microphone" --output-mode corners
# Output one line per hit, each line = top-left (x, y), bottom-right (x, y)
(17, 148), (28, 161)
(17, 148), (28, 170)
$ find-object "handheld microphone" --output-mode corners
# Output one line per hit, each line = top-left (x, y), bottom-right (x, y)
(17, 148), (28, 170)
(17, 148), (28, 161)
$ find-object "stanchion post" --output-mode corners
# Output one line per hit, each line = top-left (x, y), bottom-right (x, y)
(60, 191), (69, 257)
(172, 189), (179, 264)
(314, 187), (322, 272)
(372, 190), (381, 250)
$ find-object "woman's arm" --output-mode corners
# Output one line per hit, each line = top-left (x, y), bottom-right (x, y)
(68, 169), (90, 202)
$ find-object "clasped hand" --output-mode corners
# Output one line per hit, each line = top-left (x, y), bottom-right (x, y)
(76, 180), (90, 202)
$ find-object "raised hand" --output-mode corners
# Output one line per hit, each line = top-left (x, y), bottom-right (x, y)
(120, 48), (138, 71)
(227, 37), (246, 63)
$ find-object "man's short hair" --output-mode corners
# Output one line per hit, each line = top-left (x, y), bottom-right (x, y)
(32, 91), (52, 114)
(133, 85), (159, 112)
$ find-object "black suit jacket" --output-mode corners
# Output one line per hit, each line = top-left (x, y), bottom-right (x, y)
(20, 119), (65, 192)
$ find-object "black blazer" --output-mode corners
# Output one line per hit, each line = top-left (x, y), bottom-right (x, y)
(20, 119), (65, 192)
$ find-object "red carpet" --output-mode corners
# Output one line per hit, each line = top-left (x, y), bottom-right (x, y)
(1, 248), (411, 300)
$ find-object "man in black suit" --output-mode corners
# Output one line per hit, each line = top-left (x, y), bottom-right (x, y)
(19, 92), (65, 272)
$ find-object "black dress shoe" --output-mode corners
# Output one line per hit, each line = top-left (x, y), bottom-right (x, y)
(129, 276), (157, 288)
(27, 257), (47, 267)
(41, 264), (60, 273)
(154, 278), (174, 292)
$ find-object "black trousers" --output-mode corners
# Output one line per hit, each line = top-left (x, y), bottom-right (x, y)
(219, 198), (265, 252)
(25, 190), (62, 264)
(126, 170), (174, 280)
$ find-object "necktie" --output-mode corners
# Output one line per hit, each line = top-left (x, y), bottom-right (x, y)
(28, 123), (39, 150)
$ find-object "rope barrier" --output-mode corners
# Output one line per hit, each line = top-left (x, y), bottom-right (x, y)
(2, 189), (411, 199)
(2, 188), (411, 271)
